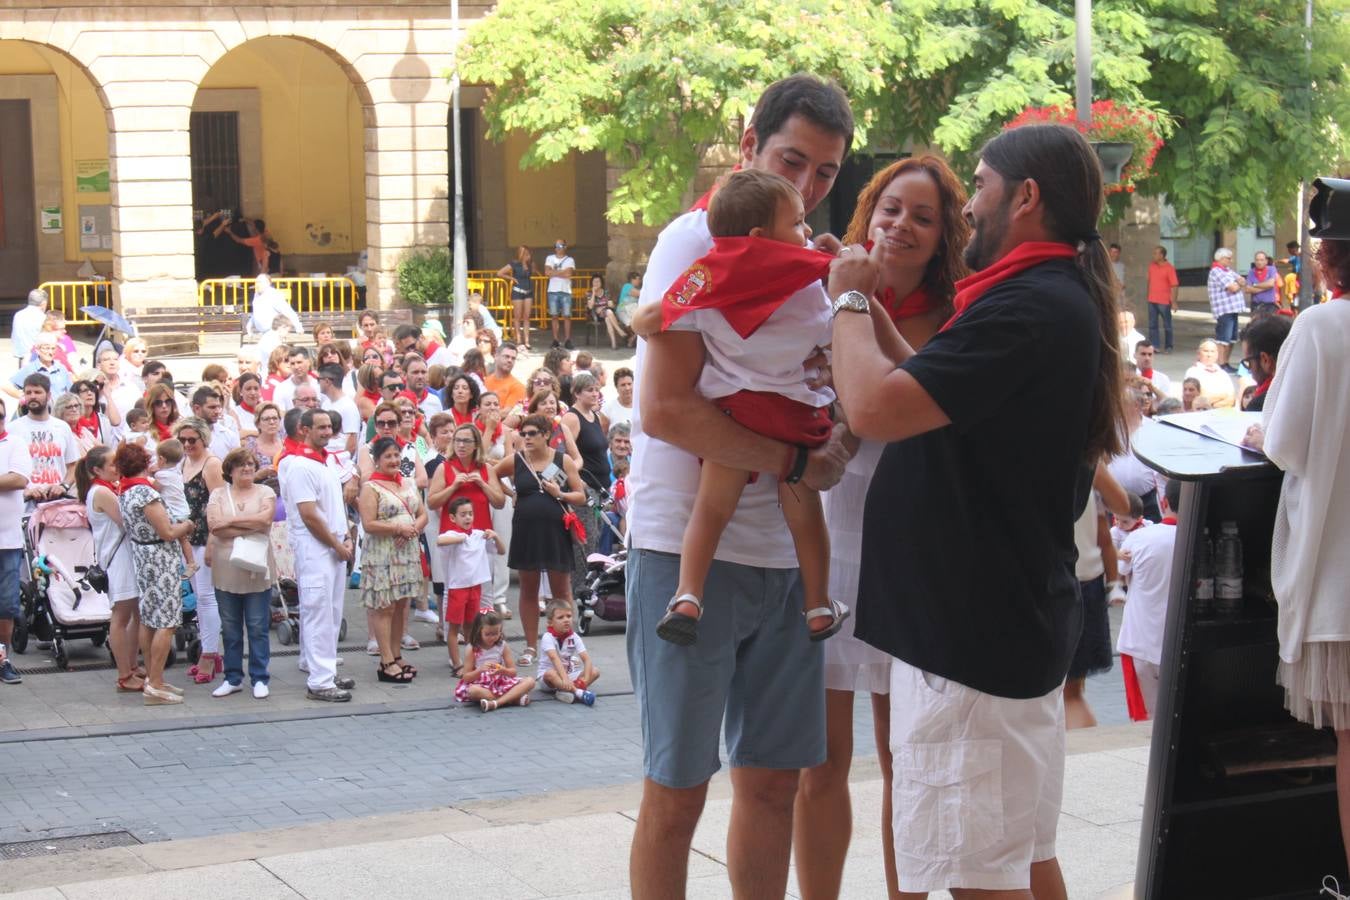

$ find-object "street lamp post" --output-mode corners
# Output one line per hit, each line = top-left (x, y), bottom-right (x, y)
(1075, 0), (1134, 184)
(450, 0), (468, 324)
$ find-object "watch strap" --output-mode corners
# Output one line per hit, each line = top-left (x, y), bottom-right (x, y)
(784, 444), (810, 485)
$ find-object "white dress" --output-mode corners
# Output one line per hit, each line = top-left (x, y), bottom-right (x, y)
(822, 439), (894, 694)
(87, 486), (138, 603)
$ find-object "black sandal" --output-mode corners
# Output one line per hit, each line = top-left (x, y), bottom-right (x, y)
(394, 656), (418, 676)
(656, 593), (702, 646)
(377, 662), (414, 683)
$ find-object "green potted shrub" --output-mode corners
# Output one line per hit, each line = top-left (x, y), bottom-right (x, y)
(396, 247), (454, 307)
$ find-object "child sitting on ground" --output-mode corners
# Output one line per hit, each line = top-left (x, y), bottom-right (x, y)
(151, 439), (196, 573)
(436, 496), (505, 674)
(1117, 479), (1182, 721)
(538, 602), (599, 705)
(455, 610), (535, 712)
(630, 168), (845, 646)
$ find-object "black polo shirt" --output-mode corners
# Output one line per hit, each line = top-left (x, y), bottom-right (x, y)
(855, 258), (1099, 699)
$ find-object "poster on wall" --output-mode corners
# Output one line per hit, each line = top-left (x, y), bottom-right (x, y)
(41, 207), (62, 234)
(78, 205), (111, 251)
(75, 160), (110, 194)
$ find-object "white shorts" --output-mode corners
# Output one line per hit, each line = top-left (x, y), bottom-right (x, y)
(889, 658), (1065, 893)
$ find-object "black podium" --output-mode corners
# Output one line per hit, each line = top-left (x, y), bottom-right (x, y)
(1132, 419), (1346, 899)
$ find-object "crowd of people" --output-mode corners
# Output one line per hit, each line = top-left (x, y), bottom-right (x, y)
(494, 243), (642, 352)
(0, 289), (635, 712)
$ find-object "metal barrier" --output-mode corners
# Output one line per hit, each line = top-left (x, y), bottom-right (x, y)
(197, 276), (358, 315)
(465, 268), (607, 331)
(38, 281), (114, 326)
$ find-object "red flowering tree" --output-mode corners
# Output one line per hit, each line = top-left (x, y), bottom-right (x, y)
(1005, 101), (1165, 196)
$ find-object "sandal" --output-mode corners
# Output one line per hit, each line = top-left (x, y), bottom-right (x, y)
(450, 663), (463, 678)
(377, 662), (414, 684)
(806, 598), (851, 642)
(480, 699), (499, 712)
(517, 647), (536, 667)
(656, 594), (702, 646)
(393, 656), (417, 676)
(116, 674), (145, 693)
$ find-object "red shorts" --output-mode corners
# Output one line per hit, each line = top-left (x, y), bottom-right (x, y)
(714, 390), (832, 448)
(444, 585), (484, 626)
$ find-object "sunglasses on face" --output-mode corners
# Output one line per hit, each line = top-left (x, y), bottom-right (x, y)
(180, 436), (200, 446)
(383, 383), (404, 392)
(519, 429), (541, 438)
(375, 418), (398, 428)
(153, 398), (173, 407)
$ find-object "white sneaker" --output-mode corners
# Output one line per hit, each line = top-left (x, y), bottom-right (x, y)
(253, 681), (270, 699)
(413, 609), (438, 624)
(211, 680), (243, 698)
(401, 633), (420, 650)
(366, 639), (379, 656)
(554, 691), (575, 704)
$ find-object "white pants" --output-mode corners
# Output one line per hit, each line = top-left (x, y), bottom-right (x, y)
(191, 545), (220, 655)
(293, 537), (346, 691)
(1135, 659), (1162, 717)
(487, 498), (513, 606)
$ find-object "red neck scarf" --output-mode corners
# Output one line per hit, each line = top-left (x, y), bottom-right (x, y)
(119, 476), (155, 493)
(361, 388), (381, 404)
(943, 242), (1078, 332)
(547, 626), (572, 641)
(1161, 516), (1179, 526)
(660, 236), (835, 339)
(412, 387), (429, 403)
(444, 521), (472, 536)
(368, 471), (402, 484)
(92, 478), (120, 495)
(75, 413), (100, 438)
(276, 436), (327, 465)
(239, 401), (257, 417)
(1253, 376), (1273, 398)
(475, 417), (503, 445)
(153, 419), (174, 441)
(451, 407), (476, 427)
(877, 284), (942, 325)
(1139, 368), (1154, 380)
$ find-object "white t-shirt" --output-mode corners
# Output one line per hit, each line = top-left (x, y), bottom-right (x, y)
(627, 209), (833, 568)
(1117, 521), (1178, 666)
(1072, 492), (1104, 581)
(545, 254), (575, 294)
(206, 418), (241, 460)
(538, 628), (587, 680)
(322, 393), (361, 458)
(415, 389), (443, 418)
(8, 415), (79, 491)
(0, 435), (33, 548)
(10, 306), (45, 362)
(279, 454), (348, 545)
(601, 397), (631, 429)
(256, 329), (288, 367)
(272, 375), (319, 413)
(442, 528), (496, 589)
(153, 468), (190, 520)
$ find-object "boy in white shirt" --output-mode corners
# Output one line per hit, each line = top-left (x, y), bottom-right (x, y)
(150, 439), (196, 573)
(538, 602), (598, 705)
(1117, 479), (1181, 719)
(436, 496), (504, 673)
(1109, 491), (1151, 551)
(256, 316), (293, 368)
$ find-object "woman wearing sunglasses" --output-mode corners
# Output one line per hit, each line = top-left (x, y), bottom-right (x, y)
(178, 417), (226, 685)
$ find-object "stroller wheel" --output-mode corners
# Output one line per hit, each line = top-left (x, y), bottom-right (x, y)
(55, 643), (69, 671)
(11, 609), (28, 654)
(577, 613), (592, 636)
(91, 632), (106, 648)
(338, 618), (348, 641)
(276, 621), (294, 646)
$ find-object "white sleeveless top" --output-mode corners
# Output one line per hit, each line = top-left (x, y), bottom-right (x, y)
(87, 486), (138, 602)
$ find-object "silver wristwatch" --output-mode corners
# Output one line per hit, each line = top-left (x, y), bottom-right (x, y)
(830, 290), (870, 317)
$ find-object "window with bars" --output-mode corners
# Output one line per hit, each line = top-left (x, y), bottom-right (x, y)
(190, 111), (240, 225)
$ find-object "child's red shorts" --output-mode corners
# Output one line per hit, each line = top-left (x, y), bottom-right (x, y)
(445, 584), (485, 626)
(714, 390), (832, 448)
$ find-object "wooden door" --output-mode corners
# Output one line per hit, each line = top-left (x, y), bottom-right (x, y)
(0, 100), (38, 301)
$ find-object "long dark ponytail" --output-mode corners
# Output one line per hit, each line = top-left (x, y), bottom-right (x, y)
(76, 445), (113, 504)
(979, 124), (1125, 461)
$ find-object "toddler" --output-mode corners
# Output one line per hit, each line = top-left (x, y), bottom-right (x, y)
(123, 408), (152, 448)
(1109, 492), (1152, 551)
(538, 602), (598, 705)
(454, 610), (535, 711)
(1117, 479), (1181, 720)
(630, 168), (844, 646)
(151, 439), (196, 572)
(436, 496), (505, 673)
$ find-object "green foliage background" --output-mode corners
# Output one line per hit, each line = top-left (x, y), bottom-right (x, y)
(396, 247), (455, 305)
(460, 0), (1350, 232)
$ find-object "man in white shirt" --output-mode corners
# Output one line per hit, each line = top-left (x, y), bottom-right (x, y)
(1134, 340), (1173, 395)
(272, 347), (319, 412)
(279, 407), (356, 702)
(190, 385), (241, 459)
(601, 366), (634, 428)
(626, 74), (853, 898)
(404, 355), (442, 416)
(317, 364), (359, 471)
(1117, 480), (1181, 717)
(9, 374), (79, 499)
(248, 274), (301, 336)
(10, 290), (47, 366)
(544, 239), (576, 350)
(0, 395), (32, 685)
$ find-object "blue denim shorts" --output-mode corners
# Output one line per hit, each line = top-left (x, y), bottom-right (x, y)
(547, 291), (573, 317)
(0, 548), (22, 620)
(626, 549), (826, 788)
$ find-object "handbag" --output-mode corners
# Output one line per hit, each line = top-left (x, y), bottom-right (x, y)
(519, 451), (587, 546)
(225, 487), (271, 574)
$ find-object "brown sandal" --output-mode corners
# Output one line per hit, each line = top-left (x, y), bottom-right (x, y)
(117, 674), (145, 693)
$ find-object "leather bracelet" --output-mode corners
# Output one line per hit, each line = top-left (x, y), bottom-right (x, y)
(784, 444), (810, 485)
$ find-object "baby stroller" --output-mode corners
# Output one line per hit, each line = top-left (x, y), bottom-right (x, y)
(271, 577), (347, 646)
(575, 478), (627, 636)
(11, 499), (112, 670)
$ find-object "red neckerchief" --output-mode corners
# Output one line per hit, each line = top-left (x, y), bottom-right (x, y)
(943, 242), (1078, 332)
(452, 407), (476, 427)
(75, 414), (100, 438)
(689, 164), (740, 212)
(1161, 516), (1179, 526)
(239, 402), (257, 417)
(1252, 265), (1271, 283)
(1127, 519), (1147, 532)
(660, 236), (835, 339)
(475, 416), (503, 445)
(547, 626), (572, 641)
(1139, 368), (1154, 380)
(1253, 376), (1273, 398)
(153, 419), (174, 441)
(613, 477), (626, 502)
(423, 340), (442, 359)
(412, 387), (429, 403)
(444, 521), (472, 536)
(92, 478), (120, 495)
(368, 471), (402, 484)
(393, 433), (412, 450)
(0, 428), (7, 441)
(119, 476), (155, 493)
(877, 284), (941, 325)
(276, 436), (327, 465)
(361, 388), (381, 404)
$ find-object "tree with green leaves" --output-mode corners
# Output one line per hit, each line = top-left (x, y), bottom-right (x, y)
(460, 0), (1350, 232)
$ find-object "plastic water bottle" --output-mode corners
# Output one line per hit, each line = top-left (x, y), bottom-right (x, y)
(1214, 521), (1244, 617)
(1193, 527), (1215, 617)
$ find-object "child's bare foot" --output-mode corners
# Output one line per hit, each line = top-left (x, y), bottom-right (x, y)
(805, 598), (850, 642)
(656, 593), (702, 645)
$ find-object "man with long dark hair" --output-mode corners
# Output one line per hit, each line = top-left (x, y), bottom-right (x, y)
(829, 123), (1125, 899)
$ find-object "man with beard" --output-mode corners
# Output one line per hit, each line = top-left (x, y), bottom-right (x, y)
(828, 124), (1126, 898)
(9, 374), (80, 500)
